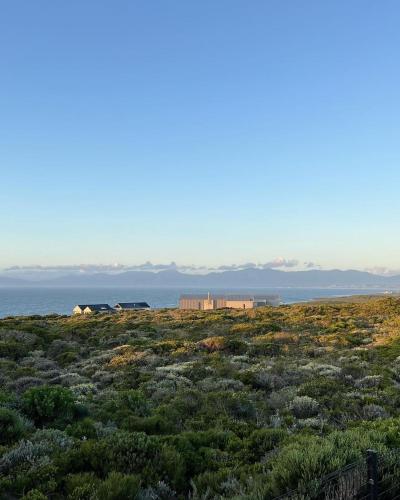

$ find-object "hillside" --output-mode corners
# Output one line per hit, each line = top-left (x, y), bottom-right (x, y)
(2, 298), (400, 498)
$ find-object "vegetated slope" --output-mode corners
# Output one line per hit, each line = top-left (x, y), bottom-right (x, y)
(2, 299), (400, 498)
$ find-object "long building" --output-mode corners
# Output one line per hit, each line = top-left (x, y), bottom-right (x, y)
(179, 293), (280, 310)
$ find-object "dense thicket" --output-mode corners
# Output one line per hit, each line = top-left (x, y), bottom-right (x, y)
(2, 298), (400, 498)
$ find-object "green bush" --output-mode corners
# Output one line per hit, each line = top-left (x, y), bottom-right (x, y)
(104, 431), (160, 476)
(100, 389), (150, 422)
(22, 385), (76, 426)
(57, 351), (79, 366)
(95, 472), (140, 499)
(266, 428), (390, 496)
(0, 340), (28, 360)
(0, 407), (31, 444)
(21, 490), (47, 500)
(243, 428), (288, 462)
(66, 418), (98, 440)
(64, 472), (100, 499)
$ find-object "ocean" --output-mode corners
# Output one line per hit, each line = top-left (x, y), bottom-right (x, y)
(0, 287), (391, 318)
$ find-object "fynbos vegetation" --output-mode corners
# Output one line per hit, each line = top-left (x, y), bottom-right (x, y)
(2, 298), (400, 498)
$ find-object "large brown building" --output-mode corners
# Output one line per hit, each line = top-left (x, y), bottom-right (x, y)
(179, 293), (280, 310)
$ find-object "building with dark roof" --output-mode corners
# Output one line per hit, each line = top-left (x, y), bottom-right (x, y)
(73, 304), (90, 315)
(83, 304), (114, 314)
(72, 304), (114, 314)
(114, 302), (150, 311)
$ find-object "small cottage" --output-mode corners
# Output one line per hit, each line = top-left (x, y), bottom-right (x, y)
(73, 304), (90, 315)
(73, 304), (114, 314)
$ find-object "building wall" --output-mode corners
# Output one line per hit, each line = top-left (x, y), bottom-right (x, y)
(179, 297), (262, 310)
(225, 300), (254, 309)
(73, 306), (84, 315)
(203, 299), (215, 310)
(215, 298), (226, 308)
(179, 298), (204, 310)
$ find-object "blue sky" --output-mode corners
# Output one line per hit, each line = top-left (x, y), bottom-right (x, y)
(1, 1), (400, 271)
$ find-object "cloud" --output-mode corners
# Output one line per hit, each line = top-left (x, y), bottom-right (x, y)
(365, 266), (400, 277)
(213, 263), (256, 271)
(128, 262), (178, 271)
(3, 262), (206, 276)
(210, 258), (300, 272)
(303, 262), (321, 269)
(260, 258), (299, 269)
(4, 258), (319, 277)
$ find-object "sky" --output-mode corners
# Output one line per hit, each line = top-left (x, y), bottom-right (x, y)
(1, 1), (400, 272)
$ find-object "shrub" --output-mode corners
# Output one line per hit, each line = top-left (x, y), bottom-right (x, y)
(243, 428), (288, 461)
(116, 389), (150, 417)
(65, 472), (99, 499)
(0, 340), (29, 360)
(290, 396), (319, 419)
(138, 481), (177, 499)
(355, 375), (383, 389)
(31, 428), (74, 449)
(265, 428), (390, 496)
(197, 336), (226, 352)
(250, 370), (284, 391)
(66, 418), (99, 440)
(224, 338), (248, 354)
(104, 431), (160, 476)
(362, 404), (388, 420)
(57, 351), (79, 366)
(7, 377), (44, 393)
(0, 407), (32, 445)
(22, 385), (76, 425)
(267, 388), (297, 411)
(51, 372), (85, 387)
(251, 340), (282, 356)
(95, 472), (140, 499)
(197, 377), (244, 392)
(0, 440), (47, 475)
(0, 429), (73, 475)
(21, 490), (47, 500)
(296, 417), (324, 429)
(192, 469), (243, 498)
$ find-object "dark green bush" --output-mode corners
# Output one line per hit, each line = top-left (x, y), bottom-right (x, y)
(95, 472), (140, 499)
(22, 385), (76, 426)
(0, 407), (31, 444)
(66, 418), (98, 440)
(21, 490), (47, 500)
(242, 428), (288, 462)
(104, 431), (160, 475)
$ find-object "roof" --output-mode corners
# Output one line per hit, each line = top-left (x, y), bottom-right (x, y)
(226, 295), (280, 301)
(84, 304), (113, 311)
(180, 294), (279, 301)
(180, 294), (225, 300)
(75, 304), (90, 309)
(115, 302), (150, 309)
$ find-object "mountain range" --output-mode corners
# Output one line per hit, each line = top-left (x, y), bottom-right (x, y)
(1, 268), (400, 288)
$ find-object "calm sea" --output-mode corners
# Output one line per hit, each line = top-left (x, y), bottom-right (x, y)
(0, 287), (392, 318)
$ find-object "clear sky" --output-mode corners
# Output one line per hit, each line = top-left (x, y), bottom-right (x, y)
(1, 1), (400, 271)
